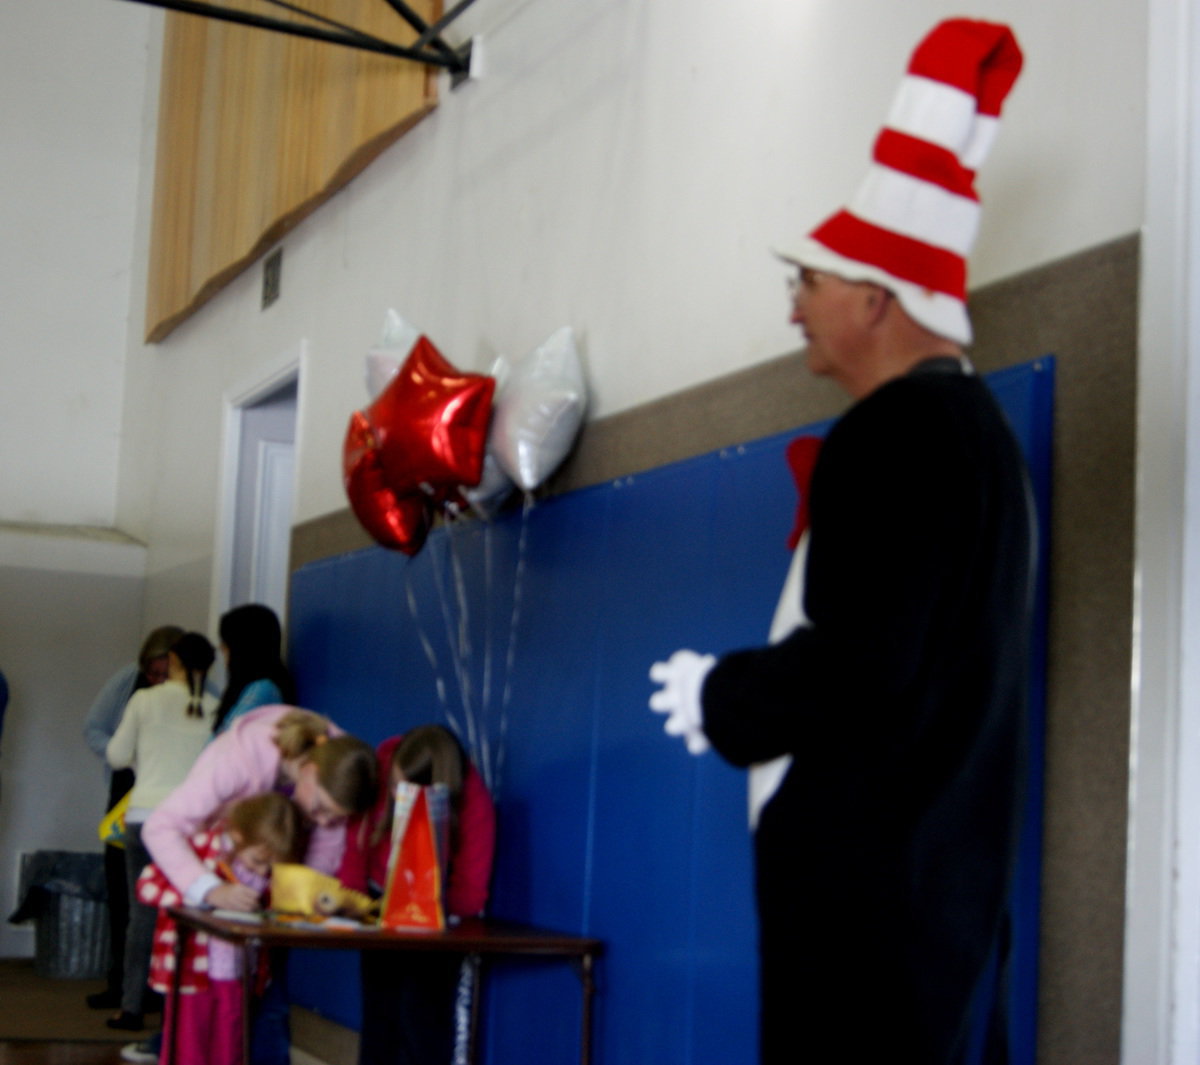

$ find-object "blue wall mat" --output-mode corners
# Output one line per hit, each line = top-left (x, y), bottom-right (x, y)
(286, 358), (1054, 1065)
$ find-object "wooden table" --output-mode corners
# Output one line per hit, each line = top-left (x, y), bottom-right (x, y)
(164, 907), (603, 1065)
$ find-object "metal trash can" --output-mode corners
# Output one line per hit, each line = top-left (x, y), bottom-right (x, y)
(9, 850), (111, 979)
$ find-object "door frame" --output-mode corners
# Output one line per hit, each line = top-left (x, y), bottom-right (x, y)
(211, 340), (306, 633)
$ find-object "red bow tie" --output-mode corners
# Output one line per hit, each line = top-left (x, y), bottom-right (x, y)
(785, 436), (822, 550)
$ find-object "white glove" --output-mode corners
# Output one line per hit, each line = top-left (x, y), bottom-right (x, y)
(649, 650), (717, 755)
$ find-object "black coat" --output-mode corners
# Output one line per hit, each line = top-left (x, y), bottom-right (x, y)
(703, 363), (1034, 1065)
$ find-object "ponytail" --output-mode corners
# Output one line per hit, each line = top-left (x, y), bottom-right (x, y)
(273, 710), (378, 816)
(273, 709), (332, 757)
(170, 632), (216, 718)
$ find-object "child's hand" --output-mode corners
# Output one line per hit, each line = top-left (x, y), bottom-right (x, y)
(205, 881), (261, 912)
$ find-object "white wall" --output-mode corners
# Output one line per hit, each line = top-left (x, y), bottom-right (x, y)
(0, 3), (1149, 584)
(115, 0), (1147, 582)
(0, 529), (147, 958)
(0, 1), (151, 527)
(0, 0), (154, 961)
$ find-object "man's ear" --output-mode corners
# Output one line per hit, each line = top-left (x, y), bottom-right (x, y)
(863, 283), (893, 326)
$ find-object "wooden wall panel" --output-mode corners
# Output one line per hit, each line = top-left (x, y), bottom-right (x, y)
(146, 1), (440, 342)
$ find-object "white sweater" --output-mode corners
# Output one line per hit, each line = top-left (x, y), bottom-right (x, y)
(106, 679), (217, 819)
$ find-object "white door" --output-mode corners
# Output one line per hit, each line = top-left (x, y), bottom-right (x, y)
(226, 377), (297, 622)
(249, 439), (295, 611)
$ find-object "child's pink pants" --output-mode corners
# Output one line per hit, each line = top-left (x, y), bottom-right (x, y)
(160, 980), (243, 1065)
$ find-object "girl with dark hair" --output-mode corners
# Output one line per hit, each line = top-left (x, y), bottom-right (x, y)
(212, 604), (296, 735)
(338, 725), (496, 1065)
(105, 632), (219, 1031)
(83, 624), (184, 1013)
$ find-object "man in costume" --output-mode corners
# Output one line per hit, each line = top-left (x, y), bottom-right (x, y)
(649, 19), (1034, 1065)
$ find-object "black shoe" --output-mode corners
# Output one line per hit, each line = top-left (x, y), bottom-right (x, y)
(87, 989), (123, 1010)
(106, 1012), (145, 1032)
(141, 991), (164, 1016)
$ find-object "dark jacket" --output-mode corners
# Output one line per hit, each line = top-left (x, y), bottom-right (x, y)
(703, 363), (1034, 1065)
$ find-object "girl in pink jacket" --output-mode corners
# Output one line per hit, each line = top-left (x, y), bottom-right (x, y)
(144, 705), (377, 906)
(143, 704), (377, 1065)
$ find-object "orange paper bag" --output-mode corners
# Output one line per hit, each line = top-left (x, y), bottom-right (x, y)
(380, 782), (449, 931)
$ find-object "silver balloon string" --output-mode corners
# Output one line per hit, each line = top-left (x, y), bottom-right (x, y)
(431, 516), (479, 765)
(404, 560), (455, 734)
(401, 495), (533, 802)
(475, 522), (496, 793)
(492, 492), (533, 799)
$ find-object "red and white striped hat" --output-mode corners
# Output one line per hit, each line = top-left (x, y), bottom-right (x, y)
(783, 19), (1023, 344)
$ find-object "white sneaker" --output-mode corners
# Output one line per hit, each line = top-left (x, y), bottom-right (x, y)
(120, 1040), (159, 1064)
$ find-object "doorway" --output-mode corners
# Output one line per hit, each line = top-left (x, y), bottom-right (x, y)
(217, 365), (299, 631)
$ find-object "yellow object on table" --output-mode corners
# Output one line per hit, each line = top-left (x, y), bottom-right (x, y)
(270, 863), (376, 919)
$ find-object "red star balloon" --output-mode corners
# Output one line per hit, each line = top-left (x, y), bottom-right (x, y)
(343, 410), (433, 555)
(368, 336), (496, 496)
(343, 337), (495, 553)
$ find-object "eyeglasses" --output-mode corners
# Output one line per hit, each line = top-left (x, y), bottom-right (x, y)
(786, 267), (826, 301)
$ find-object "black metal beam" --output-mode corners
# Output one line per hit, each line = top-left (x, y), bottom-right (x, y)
(413, 0), (480, 53)
(113, 0), (471, 73)
(259, 0), (384, 47)
(377, 0), (459, 64)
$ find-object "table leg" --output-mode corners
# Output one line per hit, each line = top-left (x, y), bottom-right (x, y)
(578, 953), (596, 1065)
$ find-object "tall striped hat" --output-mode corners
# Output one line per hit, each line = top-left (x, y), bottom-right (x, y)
(784, 19), (1023, 344)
